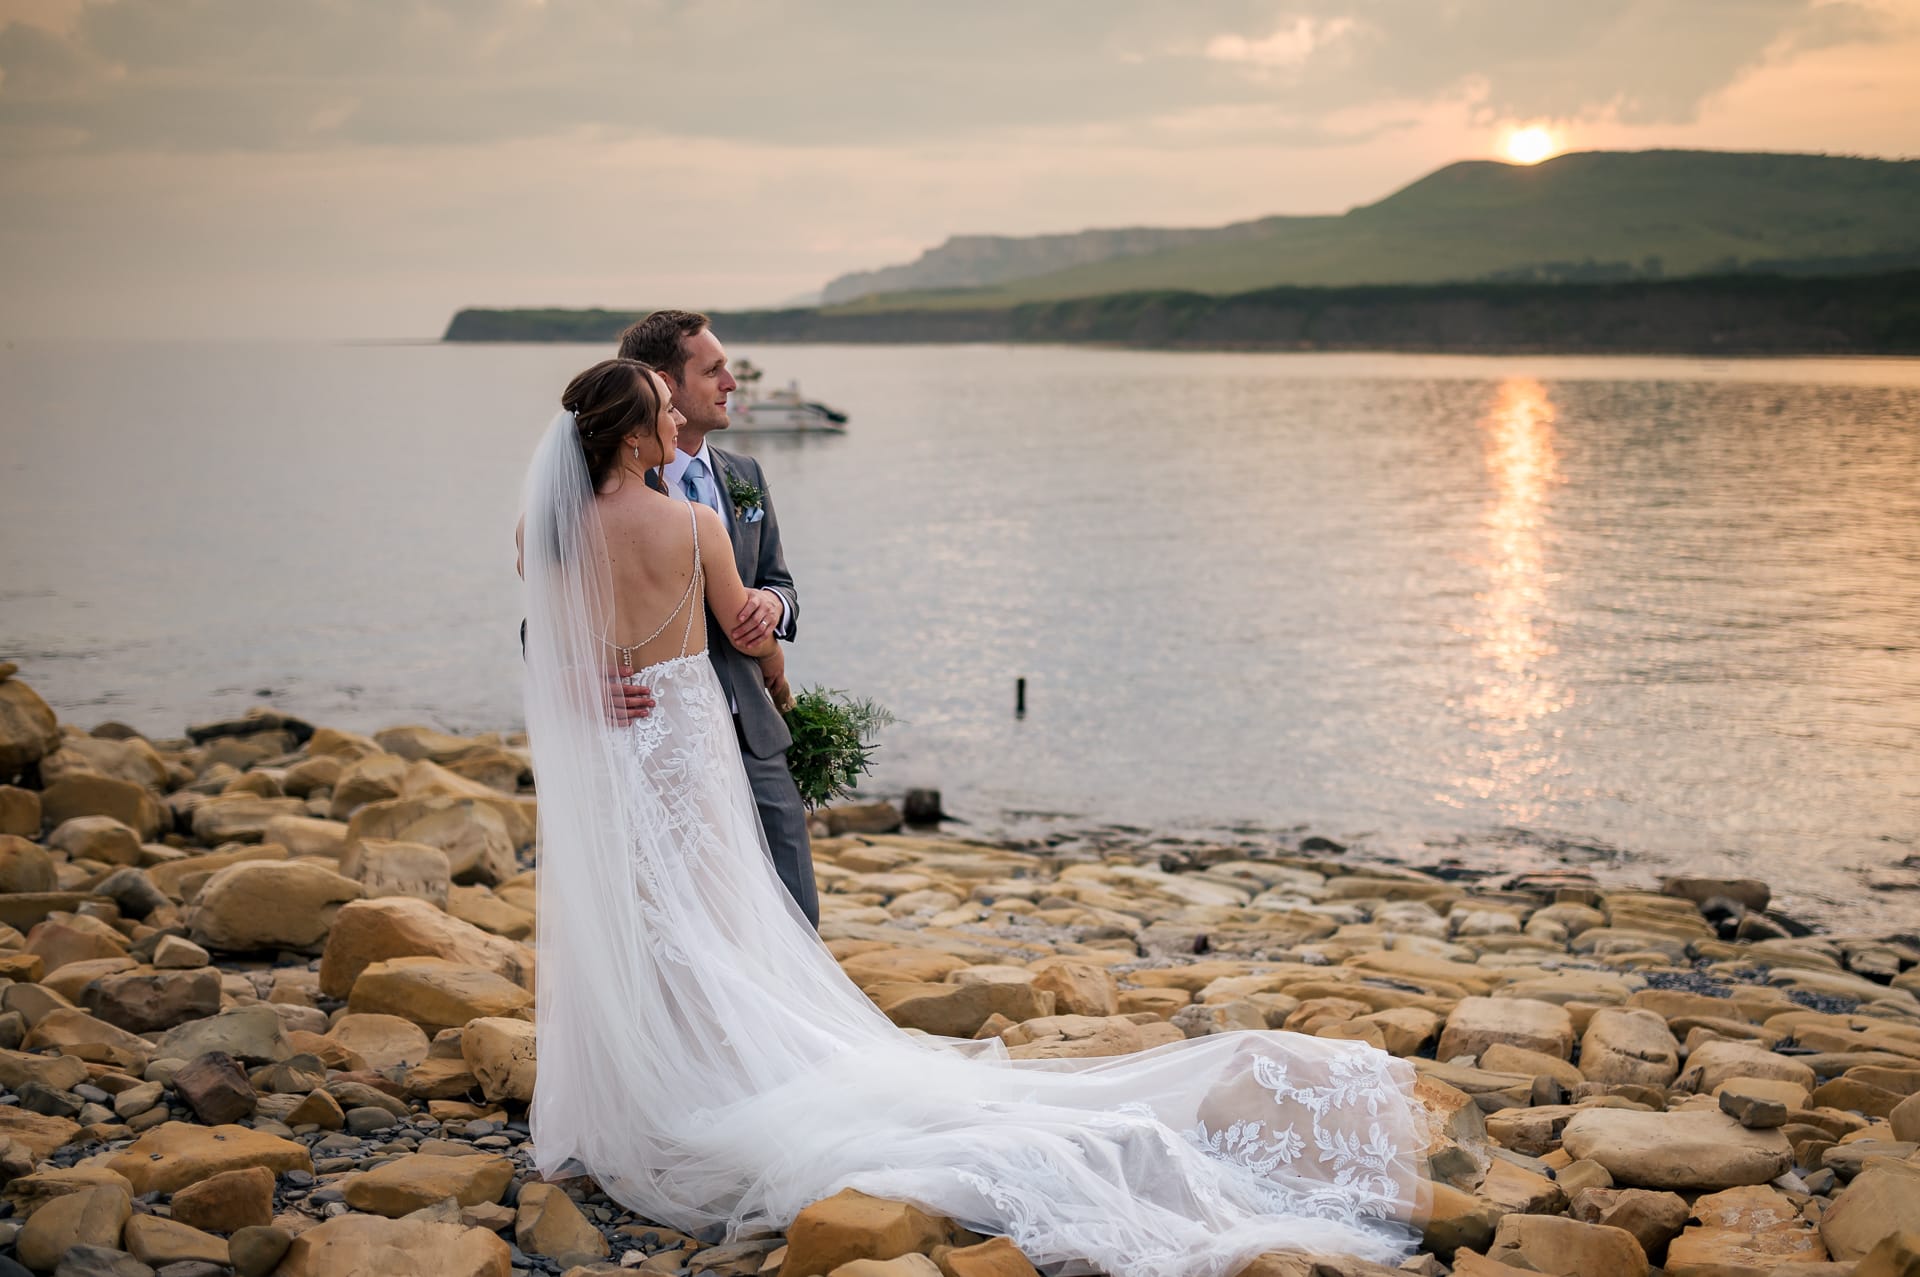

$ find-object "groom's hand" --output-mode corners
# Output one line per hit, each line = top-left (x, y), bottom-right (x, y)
(603, 674), (656, 724)
(729, 589), (782, 647)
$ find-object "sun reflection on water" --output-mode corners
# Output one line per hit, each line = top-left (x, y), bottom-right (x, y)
(1454, 376), (1571, 818)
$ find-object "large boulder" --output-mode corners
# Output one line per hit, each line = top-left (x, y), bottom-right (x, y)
(866, 981), (1054, 1038)
(1679, 1040), (1817, 1094)
(1561, 1108), (1792, 1191)
(1578, 1008), (1681, 1087)
(273, 1214), (512, 1277)
(106, 1121), (311, 1195)
(347, 957), (533, 1035)
(1820, 1160), (1920, 1262)
(188, 859), (363, 952)
(339, 839), (451, 907)
(1438, 996), (1575, 1062)
(39, 735), (169, 790)
(39, 775), (164, 840)
(1664, 1183), (1828, 1274)
(15, 1183), (131, 1272)
(319, 896), (533, 999)
(46, 815), (144, 867)
(189, 794), (308, 845)
(22, 1006), (154, 1072)
(326, 1013), (431, 1073)
(328, 754), (411, 820)
(349, 789), (532, 861)
(156, 1004), (292, 1065)
(1026, 958), (1120, 1018)
(81, 965), (222, 1033)
(0, 675), (61, 775)
(0, 783), (41, 836)
(1488, 1213), (1649, 1277)
(462, 1016), (537, 1103)
(168, 1165), (274, 1234)
(514, 1182), (610, 1267)
(348, 796), (516, 885)
(0, 835), (58, 893)
(783, 1189), (953, 1277)
(340, 1153), (514, 1216)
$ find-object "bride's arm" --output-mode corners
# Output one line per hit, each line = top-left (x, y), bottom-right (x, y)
(696, 505), (778, 659)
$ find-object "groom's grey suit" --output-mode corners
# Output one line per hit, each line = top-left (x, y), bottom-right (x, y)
(650, 452), (819, 927)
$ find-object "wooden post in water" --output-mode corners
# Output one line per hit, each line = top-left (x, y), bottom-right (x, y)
(1016, 677), (1027, 719)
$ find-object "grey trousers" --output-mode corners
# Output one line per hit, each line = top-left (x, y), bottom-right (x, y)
(736, 720), (820, 929)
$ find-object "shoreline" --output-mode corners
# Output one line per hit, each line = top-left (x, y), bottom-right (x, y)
(2, 667), (1919, 1272)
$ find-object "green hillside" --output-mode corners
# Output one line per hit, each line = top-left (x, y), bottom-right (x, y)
(829, 150), (1920, 312)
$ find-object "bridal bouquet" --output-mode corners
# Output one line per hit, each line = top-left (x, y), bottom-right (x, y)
(782, 687), (895, 809)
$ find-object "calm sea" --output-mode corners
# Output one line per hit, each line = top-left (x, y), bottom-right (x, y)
(3, 341), (1917, 927)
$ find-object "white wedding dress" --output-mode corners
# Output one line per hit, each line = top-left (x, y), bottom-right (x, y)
(520, 413), (1429, 1277)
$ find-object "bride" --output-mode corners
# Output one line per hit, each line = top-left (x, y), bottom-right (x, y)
(521, 358), (1431, 1277)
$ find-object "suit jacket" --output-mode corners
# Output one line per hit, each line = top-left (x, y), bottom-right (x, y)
(685, 446), (799, 759)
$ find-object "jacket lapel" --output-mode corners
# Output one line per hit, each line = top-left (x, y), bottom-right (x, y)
(710, 448), (755, 582)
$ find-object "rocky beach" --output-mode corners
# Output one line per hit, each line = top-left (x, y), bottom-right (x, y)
(0, 660), (1917, 1277)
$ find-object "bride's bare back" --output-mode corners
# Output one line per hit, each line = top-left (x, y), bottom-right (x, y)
(595, 481), (775, 676)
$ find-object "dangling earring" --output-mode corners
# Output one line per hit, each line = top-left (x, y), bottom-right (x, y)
(632, 446), (640, 460)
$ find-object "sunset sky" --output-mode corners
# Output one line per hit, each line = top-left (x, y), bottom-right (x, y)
(2, 0), (1917, 339)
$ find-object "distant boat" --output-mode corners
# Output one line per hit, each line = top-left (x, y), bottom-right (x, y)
(728, 360), (848, 433)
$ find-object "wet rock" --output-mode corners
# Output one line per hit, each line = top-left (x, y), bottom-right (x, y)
(105, 1122), (312, 1195)
(514, 1183), (610, 1267)
(784, 1189), (953, 1277)
(339, 1153), (514, 1217)
(187, 860), (362, 953)
(1561, 1108), (1793, 1190)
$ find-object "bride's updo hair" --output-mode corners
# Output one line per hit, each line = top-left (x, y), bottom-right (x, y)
(563, 358), (666, 488)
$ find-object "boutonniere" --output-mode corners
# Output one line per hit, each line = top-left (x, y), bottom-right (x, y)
(725, 472), (765, 522)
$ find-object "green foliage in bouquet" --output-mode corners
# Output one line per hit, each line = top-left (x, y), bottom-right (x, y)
(782, 687), (896, 810)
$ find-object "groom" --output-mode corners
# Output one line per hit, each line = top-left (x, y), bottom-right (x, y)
(615, 310), (820, 929)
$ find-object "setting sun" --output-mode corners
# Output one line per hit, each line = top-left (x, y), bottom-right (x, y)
(1503, 126), (1559, 164)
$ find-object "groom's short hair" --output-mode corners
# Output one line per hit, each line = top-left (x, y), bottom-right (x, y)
(618, 310), (710, 386)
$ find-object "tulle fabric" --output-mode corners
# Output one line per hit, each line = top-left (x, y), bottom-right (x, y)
(522, 411), (1430, 1277)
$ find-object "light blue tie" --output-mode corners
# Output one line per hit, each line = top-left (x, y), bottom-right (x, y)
(682, 457), (715, 513)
